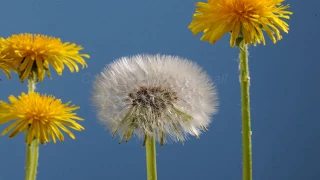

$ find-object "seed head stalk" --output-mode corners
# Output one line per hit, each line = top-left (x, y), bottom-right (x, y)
(146, 135), (157, 180)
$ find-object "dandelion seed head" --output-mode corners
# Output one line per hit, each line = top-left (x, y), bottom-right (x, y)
(92, 54), (218, 145)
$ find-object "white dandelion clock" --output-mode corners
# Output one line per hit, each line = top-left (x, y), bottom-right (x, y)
(92, 54), (218, 145)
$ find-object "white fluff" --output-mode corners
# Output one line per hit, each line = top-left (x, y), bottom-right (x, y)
(92, 54), (218, 145)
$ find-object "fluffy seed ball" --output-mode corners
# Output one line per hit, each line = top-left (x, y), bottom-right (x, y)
(92, 54), (218, 145)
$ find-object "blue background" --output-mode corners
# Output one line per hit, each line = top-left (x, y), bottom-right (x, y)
(0, 0), (318, 179)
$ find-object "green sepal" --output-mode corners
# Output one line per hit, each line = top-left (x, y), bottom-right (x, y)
(236, 37), (244, 48)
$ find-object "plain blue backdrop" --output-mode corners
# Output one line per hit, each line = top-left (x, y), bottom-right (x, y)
(0, 0), (318, 179)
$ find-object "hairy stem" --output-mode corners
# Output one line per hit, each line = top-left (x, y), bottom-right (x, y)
(239, 41), (253, 180)
(27, 72), (36, 93)
(25, 138), (39, 180)
(25, 75), (39, 180)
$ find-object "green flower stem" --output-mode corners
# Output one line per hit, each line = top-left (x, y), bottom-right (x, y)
(239, 41), (253, 180)
(146, 135), (157, 180)
(25, 75), (39, 180)
(25, 138), (39, 180)
(28, 72), (36, 93)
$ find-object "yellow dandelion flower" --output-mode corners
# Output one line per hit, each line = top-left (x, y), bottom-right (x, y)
(0, 33), (90, 82)
(188, 0), (293, 46)
(0, 92), (84, 144)
(0, 58), (15, 79)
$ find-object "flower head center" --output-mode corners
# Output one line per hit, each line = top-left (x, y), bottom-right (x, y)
(128, 85), (178, 110)
(15, 105), (51, 124)
(29, 112), (47, 121)
(231, 2), (258, 19)
(7, 34), (62, 59)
